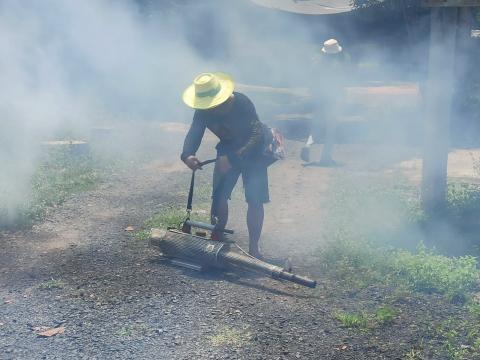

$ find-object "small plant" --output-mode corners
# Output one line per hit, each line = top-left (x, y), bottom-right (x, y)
(208, 326), (252, 348)
(334, 311), (368, 329)
(404, 348), (425, 360)
(38, 279), (66, 290)
(468, 301), (480, 319)
(117, 326), (133, 337)
(375, 305), (397, 325)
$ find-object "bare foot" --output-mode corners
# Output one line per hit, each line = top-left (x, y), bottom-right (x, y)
(249, 248), (264, 260)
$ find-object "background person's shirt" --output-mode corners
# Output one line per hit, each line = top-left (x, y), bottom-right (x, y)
(181, 92), (265, 167)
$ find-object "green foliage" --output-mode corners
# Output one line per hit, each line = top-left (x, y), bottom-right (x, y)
(321, 234), (479, 301)
(438, 317), (480, 360)
(38, 279), (66, 290)
(320, 175), (480, 301)
(404, 348), (425, 360)
(446, 182), (480, 217)
(135, 206), (210, 240)
(375, 305), (396, 325)
(117, 326), (133, 337)
(392, 245), (479, 301)
(0, 150), (100, 229)
(208, 326), (252, 348)
(334, 311), (368, 329)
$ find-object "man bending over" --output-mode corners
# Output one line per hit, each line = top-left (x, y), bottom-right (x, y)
(181, 72), (271, 259)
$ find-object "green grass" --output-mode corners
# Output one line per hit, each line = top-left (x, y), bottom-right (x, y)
(208, 326), (252, 348)
(404, 348), (425, 360)
(333, 306), (398, 330)
(116, 326), (133, 337)
(321, 174), (480, 358)
(321, 237), (479, 301)
(375, 305), (397, 325)
(135, 205), (211, 240)
(438, 317), (480, 360)
(0, 150), (100, 229)
(392, 245), (479, 302)
(38, 279), (66, 290)
(334, 311), (368, 329)
(319, 175), (480, 301)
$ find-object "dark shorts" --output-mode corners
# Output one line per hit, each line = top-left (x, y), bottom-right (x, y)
(212, 158), (269, 205)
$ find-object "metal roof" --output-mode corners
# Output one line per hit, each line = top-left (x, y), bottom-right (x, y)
(249, 0), (354, 15)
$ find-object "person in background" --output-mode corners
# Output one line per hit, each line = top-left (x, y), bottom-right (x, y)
(181, 72), (272, 259)
(301, 38), (349, 166)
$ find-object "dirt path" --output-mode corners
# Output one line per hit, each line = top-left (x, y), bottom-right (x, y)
(0, 133), (462, 359)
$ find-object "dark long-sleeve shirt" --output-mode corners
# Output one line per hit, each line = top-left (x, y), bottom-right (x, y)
(181, 92), (265, 167)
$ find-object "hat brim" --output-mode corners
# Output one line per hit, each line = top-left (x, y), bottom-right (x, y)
(322, 45), (342, 54)
(182, 72), (235, 110)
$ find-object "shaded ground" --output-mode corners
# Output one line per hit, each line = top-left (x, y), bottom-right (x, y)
(0, 125), (478, 359)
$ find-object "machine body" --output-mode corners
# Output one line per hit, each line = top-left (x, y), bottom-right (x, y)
(150, 228), (317, 289)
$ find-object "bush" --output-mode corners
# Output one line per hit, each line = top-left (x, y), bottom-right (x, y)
(319, 176), (480, 301)
(446, 182), (480, 217)
(392, 245), (479, 300)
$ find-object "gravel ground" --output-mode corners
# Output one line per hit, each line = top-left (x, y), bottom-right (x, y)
(0, 134), (467, 359)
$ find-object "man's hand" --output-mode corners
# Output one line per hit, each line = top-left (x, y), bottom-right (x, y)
(183, 156), (202, 171)
(216, 155), (232, 174)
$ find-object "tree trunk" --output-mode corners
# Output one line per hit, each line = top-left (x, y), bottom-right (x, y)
(422, 7), (458, 217)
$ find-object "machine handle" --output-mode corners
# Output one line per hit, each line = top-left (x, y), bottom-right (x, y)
(199, 159), (216, 167)
(184, 220), (234, 235)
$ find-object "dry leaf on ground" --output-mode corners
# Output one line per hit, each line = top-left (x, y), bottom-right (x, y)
(37, 326), (65, 337)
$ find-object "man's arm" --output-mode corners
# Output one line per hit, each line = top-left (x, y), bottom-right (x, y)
(227, 98), (264, 167)
(236, 120), (263, 159)
(181, 112), (206, 162)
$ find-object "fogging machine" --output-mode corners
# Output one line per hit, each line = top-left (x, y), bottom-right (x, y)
(150, 159), (316, 289)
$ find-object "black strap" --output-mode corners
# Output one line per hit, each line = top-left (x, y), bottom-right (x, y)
(186, 159), (216, 215)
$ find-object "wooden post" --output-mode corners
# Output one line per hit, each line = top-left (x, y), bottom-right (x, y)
(421, 7), (458, 216)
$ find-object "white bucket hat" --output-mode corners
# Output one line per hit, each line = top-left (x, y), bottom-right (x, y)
(322, 39), (342, 54)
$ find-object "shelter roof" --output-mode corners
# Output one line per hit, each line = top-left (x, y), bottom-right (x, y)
(249, 0), (354, 15)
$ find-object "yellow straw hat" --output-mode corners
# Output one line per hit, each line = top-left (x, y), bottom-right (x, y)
(182, 72), (234, 110)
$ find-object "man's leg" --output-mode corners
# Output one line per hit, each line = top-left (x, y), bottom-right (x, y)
(247, 202), (264, 258)
(211, 196), (228, 240)
(211, 156), (240, 240)
(319, 114), (336, 165)
(243, 163), (269, 258)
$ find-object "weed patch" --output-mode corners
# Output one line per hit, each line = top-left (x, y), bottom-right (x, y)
(135, 206), (210, 240)
(0, 150), (100, 229)
(334, 311), (368, 329)
(438, 317), (480, 360)
(38, 279), (66, 290)
(320, 175), (480, 301)
(208, 326), (252, 348)
(375, 305), (397, 325)
(446, 182), (480, 217)
(392, 246), (479, 301)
